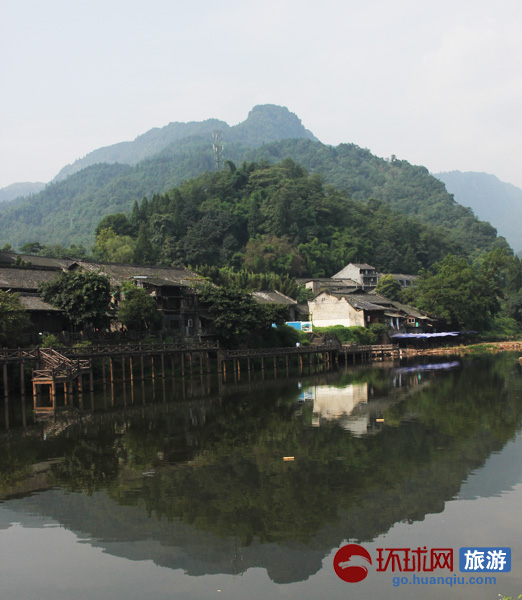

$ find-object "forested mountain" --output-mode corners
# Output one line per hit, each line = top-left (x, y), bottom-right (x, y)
(435, 171), (522, 253)
(0, 105), (506, 256)
(91, 160), (473, 277)
(0, 181), (45, 203)
(243, 141), (503, 256)
(53, 104), (317, 181)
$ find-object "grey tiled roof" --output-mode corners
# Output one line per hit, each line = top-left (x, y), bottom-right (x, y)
(252, 291), (297, 305)
(19, 295), (63, 312)
(0, 268), (60, 290)
(75, 261), (202, 288)
(0, 252), (75, 270)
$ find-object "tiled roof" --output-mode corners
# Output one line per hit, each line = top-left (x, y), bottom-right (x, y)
(252, 290), (297, 305)
(319, 292), (386, 312)
(0, 252), (75, 270)
(75, 261), (202, 288)
(19, 295), (63, 312)
(0, 268), (60, 290)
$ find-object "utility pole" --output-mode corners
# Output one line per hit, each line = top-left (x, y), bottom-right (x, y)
(212, 130), (224, 171)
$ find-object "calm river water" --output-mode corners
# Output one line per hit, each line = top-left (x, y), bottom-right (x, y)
(1, 352), (522, 600)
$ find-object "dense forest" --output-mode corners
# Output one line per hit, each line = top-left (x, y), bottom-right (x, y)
(0, 105), (506, 255)
(91, 159), (477, 277)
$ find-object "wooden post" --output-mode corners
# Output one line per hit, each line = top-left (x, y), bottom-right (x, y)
(273, 356), (277, 377)
(76, 373), (82, 409)
(109, 357), (115, 407)
(3, 363), (9, 430)
(129, 356), (134, 404)
(161, 353), (166, 380)
(89, 370), (94, 410)
(20, 362), (26, 428)
(181, 353), (185, 378)
(122, 356), (127, 408)
(51, 373), (57, 412)
(189, 352), (193, 378)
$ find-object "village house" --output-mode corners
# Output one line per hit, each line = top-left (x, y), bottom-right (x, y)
(295, 276), (361, 295)
(74, 261), (205, 336)
(308, 291), (387, 328)
(0, 252), (207, 339)
(308, 289), (433, 333)
(331, 263), (379, 289)
(0, 256), (69, 338)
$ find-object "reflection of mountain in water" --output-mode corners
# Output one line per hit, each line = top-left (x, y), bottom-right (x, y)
(1, 354), (522, 583)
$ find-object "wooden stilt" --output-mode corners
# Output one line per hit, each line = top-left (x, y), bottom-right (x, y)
(122, 356), (127, 408)
(20, 362), (26, 428)
(3, 363), (9, 430)
(129, 356), (134, 404)
(151, 355), (156, 401)
(109, 357), (115, 407)
(89, 370), (94, 410)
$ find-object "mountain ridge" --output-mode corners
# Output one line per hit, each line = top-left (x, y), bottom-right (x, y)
(0, 105), (506, 260)
(53, 104), (317, 182)
(434, 170), (522, 252)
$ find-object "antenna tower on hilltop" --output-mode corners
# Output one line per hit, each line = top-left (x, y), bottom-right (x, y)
(212, 130), (224, 171)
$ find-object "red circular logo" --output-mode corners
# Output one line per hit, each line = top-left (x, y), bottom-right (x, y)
(333, 544), (373, 582)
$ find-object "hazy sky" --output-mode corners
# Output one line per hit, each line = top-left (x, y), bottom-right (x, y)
(2, 0), (522, 190)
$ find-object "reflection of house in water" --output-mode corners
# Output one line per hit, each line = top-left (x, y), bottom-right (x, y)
(304, 384), (371, 436)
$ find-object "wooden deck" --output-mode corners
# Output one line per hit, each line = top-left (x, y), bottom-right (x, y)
(32, 349), (93, 413)
(1, 341), (400, 427)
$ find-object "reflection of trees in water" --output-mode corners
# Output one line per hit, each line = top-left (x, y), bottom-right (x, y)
(101, 354), (522, 545)
(3, 354), (522, 552)
(48, 439), (120, 495)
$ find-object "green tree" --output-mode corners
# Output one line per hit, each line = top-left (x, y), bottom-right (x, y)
(0, 291), (30, 346)
(133, 224), (155, 265)
(197, 283), (287, 343)
(118, 282), (162, 333)
(40, 271), (112, 330)
(375, 274), (403, 301)
(409, 255), (500, 330)
(93, 228), (136, 263)
(19, 241), (43, 254)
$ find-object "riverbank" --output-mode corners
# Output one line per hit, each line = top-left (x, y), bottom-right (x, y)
(400, 340), (522, 357)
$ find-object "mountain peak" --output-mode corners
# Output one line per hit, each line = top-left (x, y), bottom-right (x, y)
(230, 104), (318, 146)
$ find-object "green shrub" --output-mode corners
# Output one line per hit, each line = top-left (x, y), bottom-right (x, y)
(41, 333), (60, 348)
(314, 324), (389, 345)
